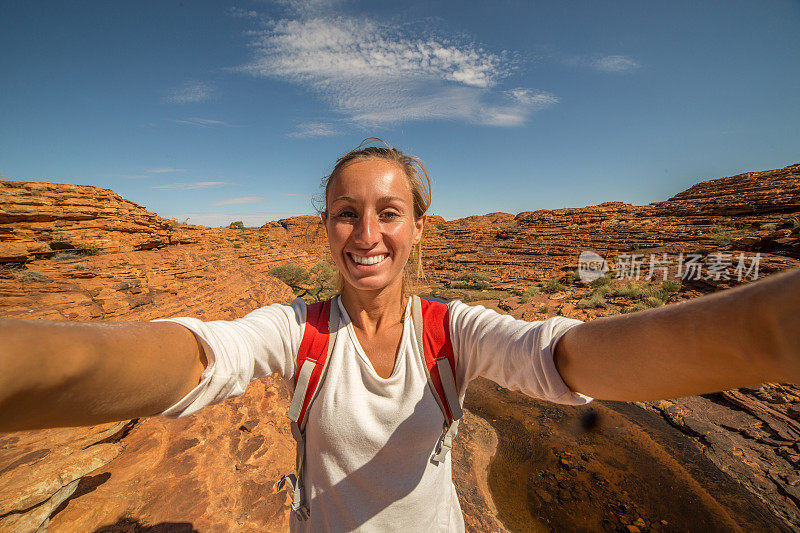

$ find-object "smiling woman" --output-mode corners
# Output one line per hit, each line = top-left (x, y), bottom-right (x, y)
(321, 138), (432, 297)
(0, 140), (799, 532)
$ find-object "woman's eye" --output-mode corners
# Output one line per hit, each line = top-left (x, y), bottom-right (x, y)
(381, 211), (400, 219)
(336, 210), (357, 218)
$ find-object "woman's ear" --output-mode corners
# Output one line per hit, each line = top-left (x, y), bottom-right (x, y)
(412, 214), (427, 245)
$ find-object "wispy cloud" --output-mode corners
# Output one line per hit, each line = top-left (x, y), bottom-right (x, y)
(173, 117), (232, 127)
(145, 166), (189, 173)
(167, 81), (214, 104)
(211, 196), (267, 206)
(288, 122), (339, 138)
(152, 181), (229, 190)
(236, 15), (553, 127)
(592, 55), (640, 72)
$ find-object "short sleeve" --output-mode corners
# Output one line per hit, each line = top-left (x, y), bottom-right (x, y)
(448, 300), (592, 406)
(152, 298), (307, 418)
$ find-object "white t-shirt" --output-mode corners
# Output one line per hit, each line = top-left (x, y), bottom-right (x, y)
(157, 297), (591, 532)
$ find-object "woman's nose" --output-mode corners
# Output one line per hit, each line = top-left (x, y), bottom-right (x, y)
(353, 213), (379, 245)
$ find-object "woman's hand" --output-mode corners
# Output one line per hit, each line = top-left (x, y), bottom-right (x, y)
(555, 268), (800, 401)
(0, 320), (207, 432)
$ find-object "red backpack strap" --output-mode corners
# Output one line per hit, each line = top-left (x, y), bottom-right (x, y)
(279, 297), (339, 521)
(413, 296), (463, 464)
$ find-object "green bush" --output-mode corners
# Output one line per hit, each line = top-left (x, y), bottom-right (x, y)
(592, 284), (613, 297)
(233, 243), (242, 249)
(542, 278), (566, 294)
(229, 221), (245, 230)
(589, 275), (611, 288)
(613, 283), (644, 299)
(662, 280), (681, 293)
(760, 223), (777, 231)
(562, 270), (580, 286)
(448, 271), (491, 290)
(519, 285), (541, 303)
(576, 294), (606, 309)
(435, 222), (445, 230)
(431, 287), (508, 303)
(78, 243), (101, 256)
(711, 230), (732, 246)
(270, 264), (310, 287)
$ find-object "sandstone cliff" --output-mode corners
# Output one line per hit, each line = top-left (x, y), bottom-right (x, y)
(1, 163), (799, 532)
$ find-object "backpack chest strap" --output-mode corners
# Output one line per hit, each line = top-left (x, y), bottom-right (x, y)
(411, 295), (463, 463)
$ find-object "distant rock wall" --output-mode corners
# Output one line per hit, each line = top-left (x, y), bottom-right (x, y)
(1, 162), (799, 531)
(0, 180), (199, 263)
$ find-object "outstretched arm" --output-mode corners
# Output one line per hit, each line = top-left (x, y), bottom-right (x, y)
(555, 268), (800, 401)
(0, 320), (207, 432)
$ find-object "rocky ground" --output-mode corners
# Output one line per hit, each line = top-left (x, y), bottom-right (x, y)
(1, 162), (799, 532)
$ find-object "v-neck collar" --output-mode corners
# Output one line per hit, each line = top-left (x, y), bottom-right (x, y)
(336, 295), (412, 382)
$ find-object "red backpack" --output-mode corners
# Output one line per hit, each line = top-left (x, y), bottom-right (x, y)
(275, 295), (462, 521)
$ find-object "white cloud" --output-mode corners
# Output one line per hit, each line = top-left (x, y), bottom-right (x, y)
(236, 16), (553, 126)
(167, 81), (214, 104)
(173, 117), (232, 127)
(211, 196), (267, 206)
(145, 166), (189, 173)
(288, 122), (339, 138)
(161, 211), (305, 227)
(592, 55), (640, 72)
(152, 181), (229, 190)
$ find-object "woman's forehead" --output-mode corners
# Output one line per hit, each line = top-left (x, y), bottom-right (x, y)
(329, 159), (412, 200)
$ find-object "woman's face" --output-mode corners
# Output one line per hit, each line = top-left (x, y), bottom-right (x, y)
(325, 158), (425, 295)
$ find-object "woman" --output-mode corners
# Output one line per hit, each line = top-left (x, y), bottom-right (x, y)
(1, 140), (799, 532)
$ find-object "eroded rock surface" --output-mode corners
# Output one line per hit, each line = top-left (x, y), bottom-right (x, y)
(1, 163), (799, 531)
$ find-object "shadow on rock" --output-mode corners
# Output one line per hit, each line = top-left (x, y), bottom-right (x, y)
(93, 516), (198, 532)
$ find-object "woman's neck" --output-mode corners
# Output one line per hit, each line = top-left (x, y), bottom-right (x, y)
(340, 282), (408, 335)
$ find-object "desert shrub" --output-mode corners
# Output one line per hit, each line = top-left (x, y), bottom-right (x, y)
(539, 304), (549, 314)
(542, 278), (566, 294)
(613, 283), (644, 299)
(576, 294), (606, 309)
(448, 271), (490, 290)
(74, 262), (89, 270)
(229, 221), (245, 230)
(270, 263), (336, 302)
(562, 270), (580, 286)
(791, 218), (800, 234)
(589, 275), (611, 288)
(270, 264), (310, 287)
(79, 243), (101, 256)
(662, 280), (681, 293)
(710, 228), (732, 246)
(519, 285), (541, 303)
(431, 287), (508, 303)
(52, 252), (83, 262)
(435, 222), (445, 230)
(592, 284), (613, 297)
(17, 270), (48, 282)
(307, 262), (338, 302)
(233, 243), (242, 249)
(760, 223), (777, 231)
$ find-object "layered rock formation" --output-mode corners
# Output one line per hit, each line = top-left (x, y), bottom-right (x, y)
(1, 163), (799, 532)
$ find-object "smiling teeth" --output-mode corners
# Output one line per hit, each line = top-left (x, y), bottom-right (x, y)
(352, 254), (386, 265)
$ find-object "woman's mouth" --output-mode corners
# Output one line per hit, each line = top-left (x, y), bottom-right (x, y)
(349, 253), (388, 266)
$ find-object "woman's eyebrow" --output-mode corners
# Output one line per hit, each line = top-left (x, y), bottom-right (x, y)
(377, 196), (405, 203)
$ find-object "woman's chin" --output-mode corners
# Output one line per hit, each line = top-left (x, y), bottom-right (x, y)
(342, 273), (401, 294)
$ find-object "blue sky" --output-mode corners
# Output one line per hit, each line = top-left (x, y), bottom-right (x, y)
(1, 0), (798, 226)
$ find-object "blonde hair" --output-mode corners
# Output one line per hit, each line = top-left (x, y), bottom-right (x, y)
(320, 138), (432, 294)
